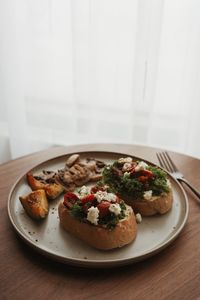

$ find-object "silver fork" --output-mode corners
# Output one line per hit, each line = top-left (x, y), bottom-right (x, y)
(157, 151), (200, 200)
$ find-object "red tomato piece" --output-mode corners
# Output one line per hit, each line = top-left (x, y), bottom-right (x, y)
(97, 201), (111, 218)
(81, 194), (95, 204)
(138, 175), (149, 182)
(64, 192), (78, 202)
(141, 169), (153, 177)
(90, 186), (105, 194)
(63, 192), (79, 208)
(136, 170), (154, 182)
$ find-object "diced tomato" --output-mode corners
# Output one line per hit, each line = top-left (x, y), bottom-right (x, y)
(64, 192), (78, 202)
(136, 169), (154, 182)
(141, 169), (153, 178)
(90, 186), (105, 194)
(63, 192), (79, 208)
(81, 194), (95, 204)
(138, 175), (149, 182)
(131, 168), (153, 177)
(97, 201), (110, 218)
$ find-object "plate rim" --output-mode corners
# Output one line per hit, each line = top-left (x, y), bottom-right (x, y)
(7, 150), (189, 268)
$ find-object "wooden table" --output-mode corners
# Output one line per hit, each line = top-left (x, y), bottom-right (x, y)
(1, 144), (200, 300)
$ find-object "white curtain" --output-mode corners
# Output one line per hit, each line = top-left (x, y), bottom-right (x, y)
(1, 0), (200, 163)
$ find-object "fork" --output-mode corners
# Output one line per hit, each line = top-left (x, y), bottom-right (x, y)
(157, 151), (200, 200)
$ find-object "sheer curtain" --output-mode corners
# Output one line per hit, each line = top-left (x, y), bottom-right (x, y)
(1, 0), (200, 163)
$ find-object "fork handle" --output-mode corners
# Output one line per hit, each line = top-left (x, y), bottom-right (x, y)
(178, 178), (200, 200)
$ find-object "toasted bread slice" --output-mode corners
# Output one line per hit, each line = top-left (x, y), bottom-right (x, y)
(58, 201), (137, 250)
(125, 190), (173, 216)
(19, 189), (49, 219)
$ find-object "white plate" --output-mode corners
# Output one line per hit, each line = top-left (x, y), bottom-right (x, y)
(8, 151), (189, 268)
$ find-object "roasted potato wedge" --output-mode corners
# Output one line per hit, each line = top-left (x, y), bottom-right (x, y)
(44, 183), (65, 200)
(27, 173), (64, 200)
(19, 189), (49, 220)
(27, 172), (45, 190)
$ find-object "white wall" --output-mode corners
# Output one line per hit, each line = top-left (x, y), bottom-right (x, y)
(0, 135), (11, 164)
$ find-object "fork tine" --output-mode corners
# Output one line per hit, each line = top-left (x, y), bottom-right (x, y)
(156, 152), (173, 172)
(156, 153), (164, 168)
(162, 152), (174, 172)
(156, 152), (169, 170)
(164, 151), (178, 172)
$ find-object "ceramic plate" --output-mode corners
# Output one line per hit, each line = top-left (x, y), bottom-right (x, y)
(8, 151), (189, 268)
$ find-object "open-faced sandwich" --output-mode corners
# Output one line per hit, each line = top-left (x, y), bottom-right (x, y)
(102, 157), (173, 216)
(58, 185), (137, 250)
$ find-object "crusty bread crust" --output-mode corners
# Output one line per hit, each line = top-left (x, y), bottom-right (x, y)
(58, 202), (137, 250)
(125, 190), (173, 216)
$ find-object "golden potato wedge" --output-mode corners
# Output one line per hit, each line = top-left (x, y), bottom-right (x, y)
(44, 183), (65, 200)
(27, 172), (64, 200)
(19, 189), (49, 220)
(26, 173), (46, 190)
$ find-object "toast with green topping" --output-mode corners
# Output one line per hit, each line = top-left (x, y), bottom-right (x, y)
(102, 157), (173, 216)
(58, 185), (137, 250)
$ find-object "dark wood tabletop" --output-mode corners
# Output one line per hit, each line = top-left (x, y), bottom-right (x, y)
(1, 144), (200, 300)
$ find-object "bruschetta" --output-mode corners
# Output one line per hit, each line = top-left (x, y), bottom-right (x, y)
(58, 185), (137, 250)
(102, 157), (173, 216)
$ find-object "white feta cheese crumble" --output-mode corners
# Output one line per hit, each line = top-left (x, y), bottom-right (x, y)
(78, 185), (90, 197)
(135, 161), (148, 172)
(143, 190), (153, 200)
(109, 203), (121, 216)
(135, 213), (142, 223)
(95, 191), (107, 202)
(118, 157), (133, 163)
(122, 162), (132, 172)
(87, 206), (99, 225)
(106, 193), (117, 202)
(125, 206), (133, 216)
(95, 191), (117, 203)
(166, 179), (171, 188)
